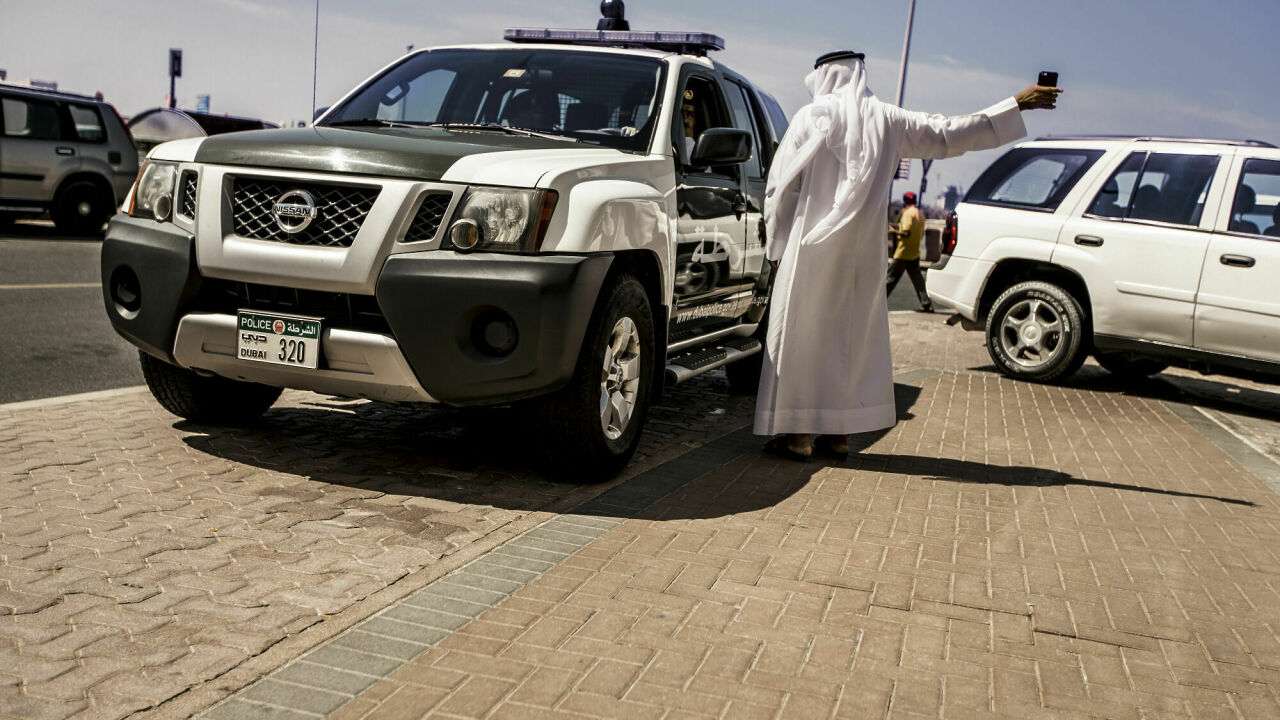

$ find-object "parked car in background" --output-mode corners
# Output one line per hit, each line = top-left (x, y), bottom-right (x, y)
(0, 82), (137, 234)
(127, 108), (279, 166)
(929, 135), (1280, 383)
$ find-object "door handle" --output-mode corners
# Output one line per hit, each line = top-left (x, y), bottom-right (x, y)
(56, 146), (76, 156)
(1074, 234), (1104, 247)
(732, 193), (747, 217)
(1220, 254), (1256, 268)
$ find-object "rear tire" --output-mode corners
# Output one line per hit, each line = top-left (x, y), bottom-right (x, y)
(53, 179), (113, 236)
(139, 351), (282, 423)
(985, 281), (1088, 383)
(529, 274), (654, 482)
(1096, 352), (1168, 380)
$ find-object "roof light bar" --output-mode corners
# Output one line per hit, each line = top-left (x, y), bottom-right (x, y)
(504, 28), (725, 55)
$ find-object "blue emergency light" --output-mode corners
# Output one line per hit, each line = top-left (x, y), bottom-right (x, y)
(503, 28), (725, 56)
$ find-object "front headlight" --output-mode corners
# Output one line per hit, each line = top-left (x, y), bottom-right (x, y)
(444, 187), (557, 253)
(127, 161), (178, 221)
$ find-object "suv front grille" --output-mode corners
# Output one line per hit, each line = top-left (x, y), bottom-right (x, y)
(179, 171), (198, 219)
(194, 279), (391, 335)
(404, 192), (453, 242)
(231, 178), (380, 248)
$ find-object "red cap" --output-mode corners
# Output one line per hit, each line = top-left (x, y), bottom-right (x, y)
(903, 191), (917, 204)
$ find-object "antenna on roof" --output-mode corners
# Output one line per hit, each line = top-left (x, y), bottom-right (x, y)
(597, 0), (629, 31)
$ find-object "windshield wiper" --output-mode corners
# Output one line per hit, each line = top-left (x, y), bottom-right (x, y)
(432, 123), (581, 143)
(325, 118), (433, 129)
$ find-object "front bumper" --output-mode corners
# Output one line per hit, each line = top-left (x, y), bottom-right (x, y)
(102, 214), (613, 406)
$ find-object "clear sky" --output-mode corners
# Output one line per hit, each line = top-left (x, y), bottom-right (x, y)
(4, 0), (1278, 198)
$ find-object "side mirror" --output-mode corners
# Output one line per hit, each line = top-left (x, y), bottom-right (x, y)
(690, 128), (752, 167)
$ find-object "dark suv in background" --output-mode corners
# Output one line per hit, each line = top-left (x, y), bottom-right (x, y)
(0, 82), (138, 234)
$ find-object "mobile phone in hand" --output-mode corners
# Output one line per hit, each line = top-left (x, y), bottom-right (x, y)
(1038, 71), (1059, 87)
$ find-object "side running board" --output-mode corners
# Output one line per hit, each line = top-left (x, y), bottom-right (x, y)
(665, 336), (762, 385)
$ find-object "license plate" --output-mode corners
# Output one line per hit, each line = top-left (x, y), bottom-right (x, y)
(236, 311), (321, 369)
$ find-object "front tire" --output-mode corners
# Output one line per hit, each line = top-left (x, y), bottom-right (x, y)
(53, 179), (113, 236)
(985, 281), (1088, 383)
(139, 351), (282, 423)
(530, 274), (654, 481)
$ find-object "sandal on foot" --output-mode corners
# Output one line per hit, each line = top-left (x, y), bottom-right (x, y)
(813, 435), (849, 459)
(764, 437), (811, 462)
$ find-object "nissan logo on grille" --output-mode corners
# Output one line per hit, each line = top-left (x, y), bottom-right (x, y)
(272, 189), (319, 234)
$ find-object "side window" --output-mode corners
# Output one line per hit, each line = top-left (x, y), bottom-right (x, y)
(1230, 158), (1280, 237)
(759, 91), (789, 141)
(1, 96), (63, 140)
(966, 147), (1104, 211)
(1087, 152), (1144, 218)
(724, 81), (764, 179)
(676, 75), (733, 174)
(1089, 152), (1219, 227)
(68, 104), (105, 142)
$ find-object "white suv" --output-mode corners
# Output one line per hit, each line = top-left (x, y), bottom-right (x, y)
(101, 18), (787, 480)
(928, 135), (1280, 383)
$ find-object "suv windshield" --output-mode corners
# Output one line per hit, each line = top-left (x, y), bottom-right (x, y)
(323, 49), (665, 152)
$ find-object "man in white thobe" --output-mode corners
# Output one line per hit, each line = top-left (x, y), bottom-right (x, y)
(756, 50), (1061, 459)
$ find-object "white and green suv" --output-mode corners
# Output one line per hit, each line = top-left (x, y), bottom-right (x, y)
(101, 23), (788, 479)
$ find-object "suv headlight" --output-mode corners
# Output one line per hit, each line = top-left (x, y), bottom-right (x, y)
(127, 161), (178, 221)
(444, 187), (557, 253)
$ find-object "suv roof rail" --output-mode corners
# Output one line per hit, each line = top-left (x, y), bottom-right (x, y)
(504, 28), (725, 56)
(1034, 134), (1277, 149)
(0, 80), (102, 102)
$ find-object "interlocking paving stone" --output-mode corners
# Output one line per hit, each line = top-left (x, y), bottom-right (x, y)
(13, 313), (1280, 718)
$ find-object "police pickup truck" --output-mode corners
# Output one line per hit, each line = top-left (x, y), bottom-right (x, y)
(101, 6), (789, 479)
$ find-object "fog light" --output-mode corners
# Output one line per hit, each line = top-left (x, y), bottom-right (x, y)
(153, 193), (172, 221)
(109, 266), (141, 317)
(471, 310), (517, 357)
(449, 219), (481, 250)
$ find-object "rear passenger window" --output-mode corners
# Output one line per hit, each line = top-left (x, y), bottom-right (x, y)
(68, 104), (105, 142)
(725, 81), (765, 179)
(1088, 152), (1219, 227)
(1230, 158), (1280, 237)
(966, 148), (1103, 211)
(1, 96), (63, 140)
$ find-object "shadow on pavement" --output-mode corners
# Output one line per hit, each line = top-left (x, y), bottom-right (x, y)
(176, 385), (802, 519)
(838, 453), (1254, 506)
(972, 363), (1280, 425)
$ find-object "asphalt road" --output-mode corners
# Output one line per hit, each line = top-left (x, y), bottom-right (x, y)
(0, 221), (143, 404)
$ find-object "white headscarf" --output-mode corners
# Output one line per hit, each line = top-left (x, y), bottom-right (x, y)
(764, 58), (886, 253)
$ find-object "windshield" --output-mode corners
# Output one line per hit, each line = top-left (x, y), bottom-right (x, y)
(323, 48), (666, 152)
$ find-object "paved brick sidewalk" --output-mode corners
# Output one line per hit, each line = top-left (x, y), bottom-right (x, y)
(0, 361), (755, 719)
(7, 313), (1280, 719)
(215, 315), (1280, 720)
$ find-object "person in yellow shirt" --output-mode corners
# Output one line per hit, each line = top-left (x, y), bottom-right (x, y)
(886, 191), (934, 312)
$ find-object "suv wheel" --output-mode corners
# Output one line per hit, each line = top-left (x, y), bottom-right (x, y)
(986, 281), (1088, 382)
(1095, 352), (1168, 380)
(530, 274), (654, 481)
(53, 179), (113, 236)
(139, 351), (283, 423)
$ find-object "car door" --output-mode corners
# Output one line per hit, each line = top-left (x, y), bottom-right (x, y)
(1054, 147), (1226, 347)
(0, 92), (79, 203)
(721, 77), (772, 320)
(1194, 150), (1280, 363)
(670, 71), (749, 336)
